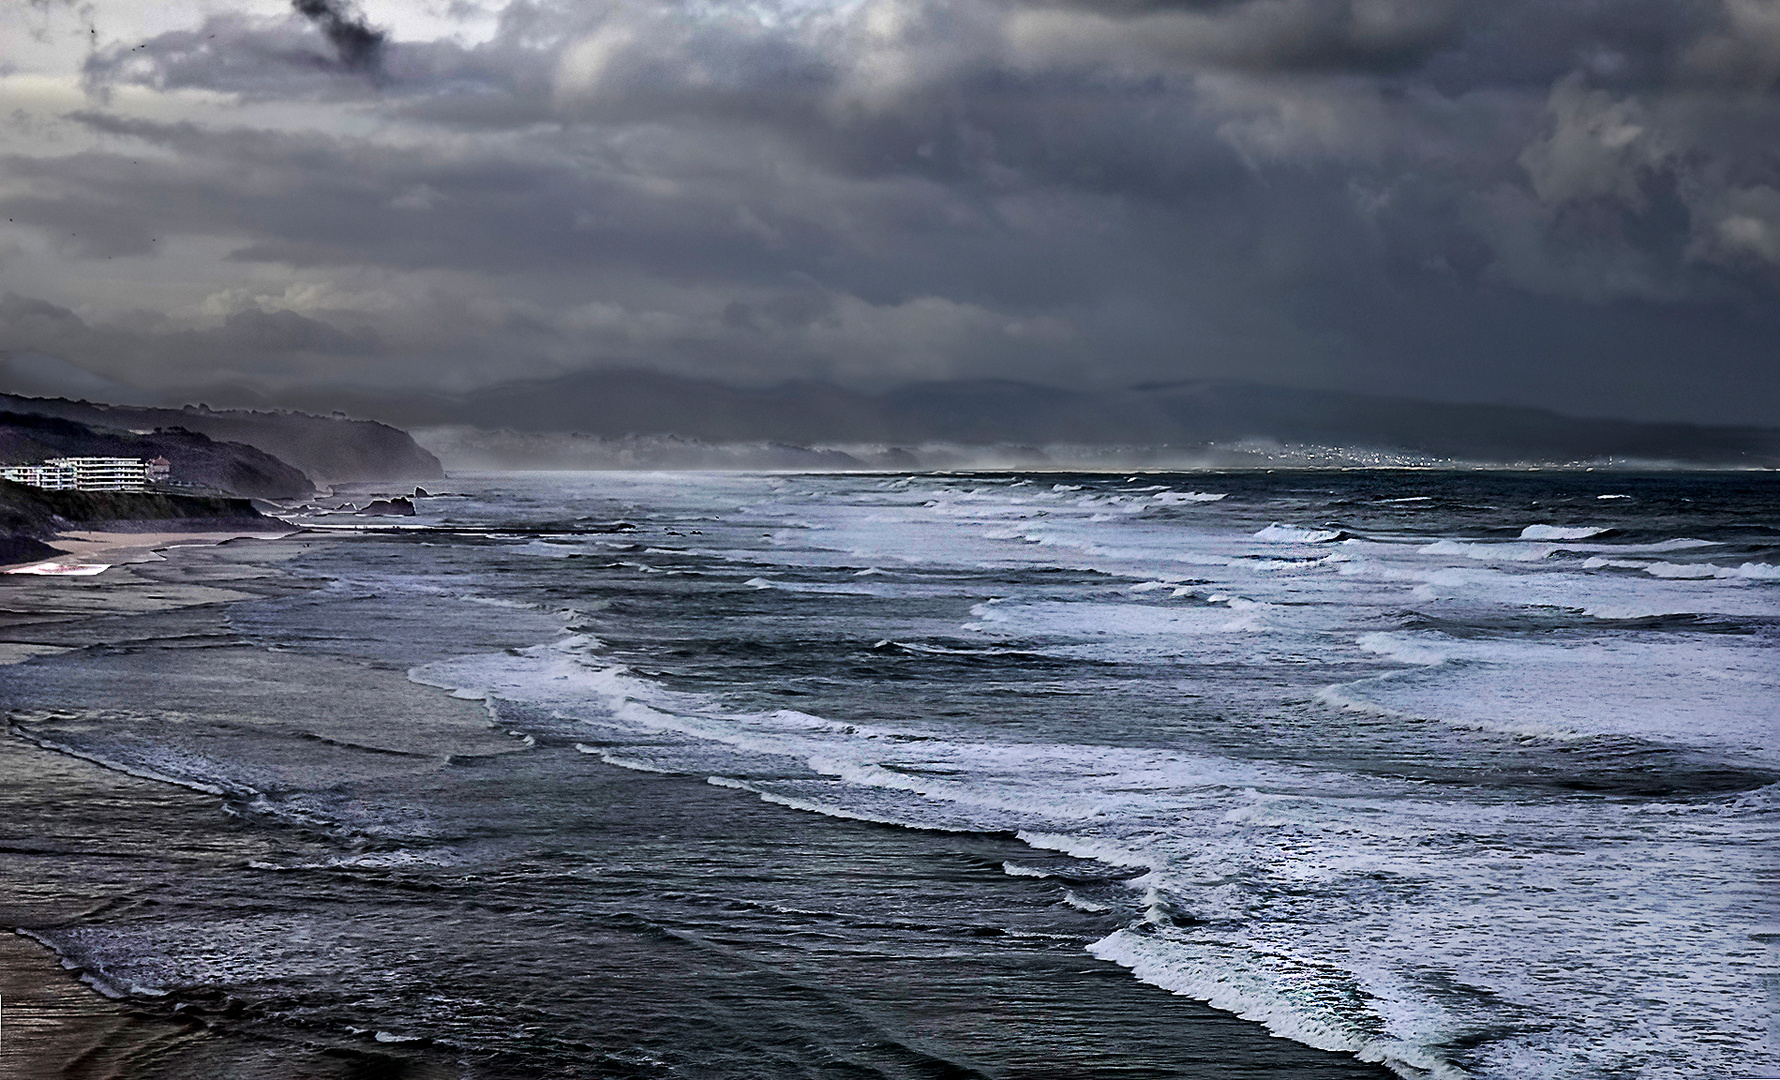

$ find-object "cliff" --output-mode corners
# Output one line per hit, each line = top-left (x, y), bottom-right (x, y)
(0, 411), (312, 500)
(0, 395), (444, 484)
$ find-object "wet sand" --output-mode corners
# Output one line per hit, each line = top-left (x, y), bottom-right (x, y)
(1, 548), (227, 1080)
(0, 931), (199, 1080)
(0, 536), (464, 1078)
(0, 733), (461, 1080)
(1, 528), (297, 576)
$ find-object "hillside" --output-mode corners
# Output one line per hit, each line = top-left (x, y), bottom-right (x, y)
(0, 411), (312, 499)
(0, 395), (443, 484)
(310, 371), (1780, 468)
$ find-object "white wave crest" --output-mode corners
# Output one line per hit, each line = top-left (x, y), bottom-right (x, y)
(1518, 524), (1607, 540)
(1419, 539), (1553, 562)
(1643, 560), (1780, 580)
(1254, 524), (1343, 543)
(1356, 632), (1452, 666)
(1150, 491), (1228, 505)
(1642, 562), (1719, 579)
(1088, 931), (1467, 1080)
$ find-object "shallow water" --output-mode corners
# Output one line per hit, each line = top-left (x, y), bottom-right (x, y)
(4, 470), (1777, 1078)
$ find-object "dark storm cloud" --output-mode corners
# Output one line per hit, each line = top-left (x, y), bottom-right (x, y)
(1003, 0), (1476, 74)
(290, 0), (387, 73)
(10, 0), (1780, 425)
(0, 293), (381, 396)
(21, 111), (861, 287)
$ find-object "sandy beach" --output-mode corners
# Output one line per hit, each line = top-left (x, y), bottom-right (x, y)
(1, 527), (299, 576)
(0, 745), (213, 1080)
(0, 533), (469, 1079)
(1, 536), (254, 1079)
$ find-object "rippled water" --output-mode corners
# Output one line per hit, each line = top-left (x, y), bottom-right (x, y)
(6, 469), (1776, 1078)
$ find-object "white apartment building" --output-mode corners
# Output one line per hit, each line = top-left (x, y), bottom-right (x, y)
(1, 457), (151, 492)
(0, 462), (77, 489)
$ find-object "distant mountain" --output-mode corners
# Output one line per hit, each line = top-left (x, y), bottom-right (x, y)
(8, 372), (1770, 472)
(0, 411), (312, 499)
(321, 371), (1780, 467)
(0, 395), (443, 484)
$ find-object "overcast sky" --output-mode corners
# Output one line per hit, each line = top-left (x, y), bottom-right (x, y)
(1, 0), (1777, 424)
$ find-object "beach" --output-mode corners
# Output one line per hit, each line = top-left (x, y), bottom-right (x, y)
(1, 472), (1773, 1079)
(0, 534), (474, 1077)
(0, 517), (1422, 1079)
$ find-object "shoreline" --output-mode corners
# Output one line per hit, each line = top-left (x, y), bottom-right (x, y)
(0, 530), (463, 1078)
(0, 929), (203, 1078)
(0, 525), (299, 575)
(0, 521), (1407, 1080)
(0, 534), (273, 1080)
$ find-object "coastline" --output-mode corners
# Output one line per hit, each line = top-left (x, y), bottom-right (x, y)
(0, 526), (298, 576)
(0, 521), (1408, 1079)
(0, 537), (243, 1079)
(0, 930), (202, 1079)
(0, 531), (464, 1079)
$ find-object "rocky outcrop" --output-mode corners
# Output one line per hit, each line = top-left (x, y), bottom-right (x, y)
(0, 534), (63, 564)
(357, 497), (415, 516)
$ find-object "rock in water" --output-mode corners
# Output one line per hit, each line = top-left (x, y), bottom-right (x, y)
(358, 497), (415, 516)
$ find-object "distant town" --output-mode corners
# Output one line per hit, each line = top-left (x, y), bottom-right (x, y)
(0, 456), (172, 492)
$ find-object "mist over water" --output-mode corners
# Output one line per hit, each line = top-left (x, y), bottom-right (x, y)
(5, 469), (1777, 1078)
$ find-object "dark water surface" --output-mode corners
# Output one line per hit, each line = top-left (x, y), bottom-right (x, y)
(3, 470), (1776, 1078)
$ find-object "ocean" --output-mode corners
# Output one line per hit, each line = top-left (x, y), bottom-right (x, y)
(2, 469), (1776, 1079)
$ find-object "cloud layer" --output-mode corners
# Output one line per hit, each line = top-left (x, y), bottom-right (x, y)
(1, 0), (1778, 423)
